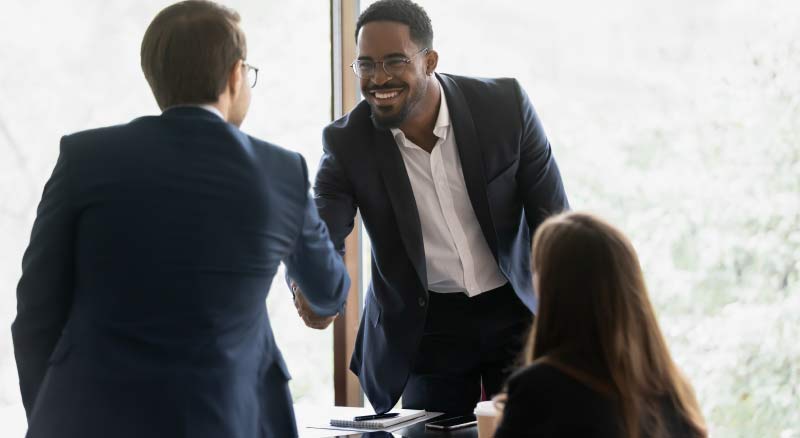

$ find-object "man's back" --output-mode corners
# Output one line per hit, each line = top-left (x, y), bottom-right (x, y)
(67, 108), (304, 330)
(13, 107), (349, 438)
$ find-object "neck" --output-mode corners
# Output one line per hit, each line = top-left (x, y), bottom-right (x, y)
(208, 100), (229, 122)
(399, 76), (440, 152)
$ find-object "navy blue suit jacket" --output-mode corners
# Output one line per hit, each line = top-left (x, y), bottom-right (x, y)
(315, 74), (569, 412)
(12, 107), (350, 438)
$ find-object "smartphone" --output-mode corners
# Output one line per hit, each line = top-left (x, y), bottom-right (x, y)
(425, 414), (478, 430)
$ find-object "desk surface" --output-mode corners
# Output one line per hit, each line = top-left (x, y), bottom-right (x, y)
(296, 405), (479, 438)
(299, 420), (479, 438)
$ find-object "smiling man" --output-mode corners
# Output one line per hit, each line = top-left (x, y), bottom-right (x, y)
(300, 0), (569, 414)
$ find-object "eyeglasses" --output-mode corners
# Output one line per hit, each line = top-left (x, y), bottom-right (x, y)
(350, 48), (429, 79)
(243, 62), (259, 88)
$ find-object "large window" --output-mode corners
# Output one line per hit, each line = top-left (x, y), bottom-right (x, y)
(2, 1), (798, 436)
(0, 1), (333, 434)
(356, 0), (798, 436)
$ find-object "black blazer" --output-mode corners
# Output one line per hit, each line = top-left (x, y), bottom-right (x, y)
(12, 107), (350, 438)
(495, 362), (694, 438)
(315, 73), (569, 412)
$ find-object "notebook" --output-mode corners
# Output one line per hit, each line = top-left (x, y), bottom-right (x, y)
(329, 408), (427, 429)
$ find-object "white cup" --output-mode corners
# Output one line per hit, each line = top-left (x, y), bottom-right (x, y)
(474, 400), (500, 438)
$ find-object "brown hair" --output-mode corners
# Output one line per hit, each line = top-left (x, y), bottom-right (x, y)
(526, 212), (707, 438)
(140, 0), (246, 110)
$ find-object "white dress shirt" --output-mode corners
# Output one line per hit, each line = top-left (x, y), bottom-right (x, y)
(391, 80), (507, 296)
(164, 104), (225, 120)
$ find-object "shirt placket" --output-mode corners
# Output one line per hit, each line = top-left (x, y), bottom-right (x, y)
(429, 140), (479, 295)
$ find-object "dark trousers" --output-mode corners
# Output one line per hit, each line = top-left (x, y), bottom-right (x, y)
(401, 283), (533, 414)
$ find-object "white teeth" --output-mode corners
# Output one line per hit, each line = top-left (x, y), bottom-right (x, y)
(374, 91), (400, 99)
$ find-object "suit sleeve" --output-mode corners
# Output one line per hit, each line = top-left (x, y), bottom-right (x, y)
(313, 132), (358, 257)
(513, 79), (570, 231)
(283, 154), (351, 317)
(12, 139), (76, 418)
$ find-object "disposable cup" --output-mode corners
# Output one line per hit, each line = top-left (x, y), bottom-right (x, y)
(474, 400), (499, 438)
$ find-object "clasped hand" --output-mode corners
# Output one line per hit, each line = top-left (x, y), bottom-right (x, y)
(291, 282), (338, 330)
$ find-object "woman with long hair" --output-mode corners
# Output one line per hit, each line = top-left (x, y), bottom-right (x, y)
(494, 212), (707, 438)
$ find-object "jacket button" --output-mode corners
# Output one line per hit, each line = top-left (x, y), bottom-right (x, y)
(418, 297), (426, 307)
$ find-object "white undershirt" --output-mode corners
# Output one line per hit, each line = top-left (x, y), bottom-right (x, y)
(391, 80), (507, 296)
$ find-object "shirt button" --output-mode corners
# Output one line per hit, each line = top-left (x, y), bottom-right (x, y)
(418, 297), (426, 307)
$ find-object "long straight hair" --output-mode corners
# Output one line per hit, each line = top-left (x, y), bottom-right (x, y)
(525, 212), (707, 438)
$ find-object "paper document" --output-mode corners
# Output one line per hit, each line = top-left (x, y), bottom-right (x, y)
(329, 407), (426, 429)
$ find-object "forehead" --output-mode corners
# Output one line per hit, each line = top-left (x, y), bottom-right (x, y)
(357, 21), (420, 58)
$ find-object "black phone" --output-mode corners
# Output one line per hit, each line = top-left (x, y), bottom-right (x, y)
(425, 414), (478, 430)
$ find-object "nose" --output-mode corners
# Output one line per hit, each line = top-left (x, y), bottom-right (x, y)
(370, 65), (392, 86)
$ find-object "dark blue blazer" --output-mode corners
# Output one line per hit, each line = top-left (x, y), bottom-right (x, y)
(315, 74), (569, 412)
(12, 107), (350, 438)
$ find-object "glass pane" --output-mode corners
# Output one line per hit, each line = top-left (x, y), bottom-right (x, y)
(359, 0), (800, 435)
(0, 2), (332, 433)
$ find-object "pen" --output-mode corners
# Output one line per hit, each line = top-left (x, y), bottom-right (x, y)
(353, 412), (400, 421)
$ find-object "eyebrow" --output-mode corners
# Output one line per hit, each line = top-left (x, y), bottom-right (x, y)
(357, 52), (409, 61)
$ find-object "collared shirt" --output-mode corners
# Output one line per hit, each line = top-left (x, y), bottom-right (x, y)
(390, 80), (507, 296)
(163, 104), (225, 121)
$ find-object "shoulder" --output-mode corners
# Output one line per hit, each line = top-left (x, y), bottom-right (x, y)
(60, 120), (138, 153)
(506, 361), (567, 393)
(247, 134), (302, 164)
(500, 362), (621, 437)
(438, 73), (522, 101)
(507, 361), (616, 408)
(438, 73), (531, 129)
(244, 134), (308, 187)
(323, 100), (374, 148)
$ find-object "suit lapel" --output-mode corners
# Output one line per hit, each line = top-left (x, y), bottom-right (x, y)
(438, 74), (499, 256)
(373, 128), (428, 289)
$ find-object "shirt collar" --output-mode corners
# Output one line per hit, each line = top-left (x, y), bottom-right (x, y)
(391, 78), (450, 147)
(163, 104), (225, 121)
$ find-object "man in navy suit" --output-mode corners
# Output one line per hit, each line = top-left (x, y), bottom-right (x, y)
(11, 2), (349, 437)
(296, 0), (569, 415)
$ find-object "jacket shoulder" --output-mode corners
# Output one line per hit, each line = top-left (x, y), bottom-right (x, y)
(439, 73), (521, 98)
(247, 135), (303, 165)
(60, 120), (143, 151)
(322, 100), (374, 151)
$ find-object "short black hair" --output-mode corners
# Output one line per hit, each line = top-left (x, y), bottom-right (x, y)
(356, 0), (433, 49)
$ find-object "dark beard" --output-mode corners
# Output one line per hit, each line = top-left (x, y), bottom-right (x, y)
(369, 103), (411, 129)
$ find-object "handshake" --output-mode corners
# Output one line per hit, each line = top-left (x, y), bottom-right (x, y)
(290, 281), (339, 330)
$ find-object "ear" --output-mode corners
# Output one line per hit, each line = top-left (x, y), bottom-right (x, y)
(228, 59), (244, 97)
(424, 49), (439, 76)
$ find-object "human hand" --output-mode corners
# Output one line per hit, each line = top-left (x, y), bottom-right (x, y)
(291, 282), (338, 330)
(492, 393), (507, 423)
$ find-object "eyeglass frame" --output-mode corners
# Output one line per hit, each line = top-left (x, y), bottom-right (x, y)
(350, 47), (429, 79)
(242, 61), (259, 88)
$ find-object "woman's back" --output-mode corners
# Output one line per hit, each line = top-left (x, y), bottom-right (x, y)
(496, 211), (707, 438)
(495, 362), (695, 438)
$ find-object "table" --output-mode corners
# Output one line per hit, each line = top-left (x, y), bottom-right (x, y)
(295, 404), (479, 438)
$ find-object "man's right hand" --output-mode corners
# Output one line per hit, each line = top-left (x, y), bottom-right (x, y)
(291, 282), (338, 330)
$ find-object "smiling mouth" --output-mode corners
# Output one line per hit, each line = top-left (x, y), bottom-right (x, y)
(369, 88), (404, 104)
